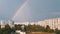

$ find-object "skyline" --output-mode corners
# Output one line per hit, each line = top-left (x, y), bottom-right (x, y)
(0, 0), (60, 22)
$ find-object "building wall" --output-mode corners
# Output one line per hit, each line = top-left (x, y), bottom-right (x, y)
(0, 20), (14, 28)
(37, 18), (60, 30)
(0, 20), (5, 28)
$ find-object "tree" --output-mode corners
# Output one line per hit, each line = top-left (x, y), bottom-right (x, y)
(45, 25), (51, 32)
(0, 25), (2, 34)
(27, 24), (46, 32)
(2, 24), (12, 34)
(55, 28), (60, 34)
(14, 24), (21, 30)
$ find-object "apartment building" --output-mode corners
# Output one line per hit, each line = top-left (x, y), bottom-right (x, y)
(0, 20), (14, 28)
(38, 18), (60, 30)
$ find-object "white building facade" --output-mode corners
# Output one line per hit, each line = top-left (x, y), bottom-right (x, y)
(0, 20), (14, 28)
(38, 18), (60, 30)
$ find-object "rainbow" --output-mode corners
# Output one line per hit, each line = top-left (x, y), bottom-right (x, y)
(12, 0), (30, 20)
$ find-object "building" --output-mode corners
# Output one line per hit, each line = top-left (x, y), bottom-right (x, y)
(14, 22), (29, 25)
(14, 18), (60, 30)
(38, 18), (60, 30)
(15, 30), (26, 34)
(0, 20), (5, 28)
(0, 20), (14, 28)
(7, 20), (14, 28)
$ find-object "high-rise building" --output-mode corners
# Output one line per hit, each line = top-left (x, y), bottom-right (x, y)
(0, 20), (14, 28)
(0, 20), (5, 28)
(38, 18), (60, 30)
(5, 20), (14, 28)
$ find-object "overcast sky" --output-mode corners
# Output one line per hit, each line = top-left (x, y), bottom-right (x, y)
(0, 0), (60, 22)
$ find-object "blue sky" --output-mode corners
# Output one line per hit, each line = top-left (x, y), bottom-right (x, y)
(0, 0), (60, 22)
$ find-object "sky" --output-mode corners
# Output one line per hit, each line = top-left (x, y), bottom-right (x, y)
(0, 0), (60, 22)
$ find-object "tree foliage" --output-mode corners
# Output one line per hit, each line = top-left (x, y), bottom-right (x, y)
(45, 25), (54, 33)
(0, 24), (55, 34)
(26, 24), (45, 32)
(0, 24), (15, 34)
(55, 28), (60, 34)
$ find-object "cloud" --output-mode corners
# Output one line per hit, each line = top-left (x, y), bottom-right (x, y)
(50, 12), (60, 15)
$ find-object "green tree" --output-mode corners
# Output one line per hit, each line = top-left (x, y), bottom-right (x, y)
(27, 24), (45, 32)
(45, 25), (51, 32)
(45, 25), (54, 33)
(2, 24), (12, 34)
(14, 24), (21, 30)
(0, 25), (2, 34)
(55, 28), (60, 34)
